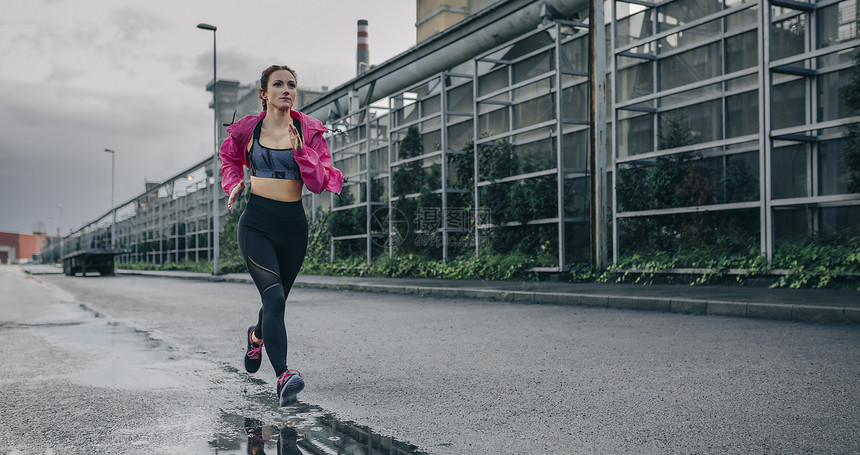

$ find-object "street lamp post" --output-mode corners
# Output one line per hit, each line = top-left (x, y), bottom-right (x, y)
(103, 149), (116, 249)
(197, 22), (220, 275)
(57, 204), (63, 260)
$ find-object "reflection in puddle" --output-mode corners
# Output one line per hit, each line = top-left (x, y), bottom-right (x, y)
(212, 406), (427, 455)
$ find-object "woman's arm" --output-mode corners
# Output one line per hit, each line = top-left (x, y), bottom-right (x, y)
(293, 130), (344, 194)
(220, 135), (245, 195)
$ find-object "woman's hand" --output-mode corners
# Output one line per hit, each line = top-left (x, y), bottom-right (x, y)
(227, 180), (245, 210)
(288, 122), (304, 150)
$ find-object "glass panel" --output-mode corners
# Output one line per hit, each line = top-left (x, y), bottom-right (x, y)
(562, 129), (589, 170)
(616, 1), (649, 20)
(725, 30), (758, 73)
(478, 139), (516, 182)
(771, 15), (806, 61)
(818, 0), (858, 49)
(617, 61), (653, 102)
(772, 79), (806, 130)
(483, 223), (558, 266)
(447, 82), (473, 113)
(772, 144), (808, 199)
(619, 209), (759, 258)
(617, 9), (654, 47)
(371, 176), (388, 203)
(422, 129), (442, 153)
(369, 114), (388, 140)
(726, 73), (759, 91)
(562, 83), (589, 122)
(818, 138), (851, 195)
(391, 162), (422, 196)
(369, 147), (388, 172)
(722, 151), (760, 203)
(726, 90), (759, 138)
(423, 156), (443, 191)
(562, 37), (588, 73)
(502, 30), (555, 61)
(659, 42), (722, 91)
(726, 5), (758, 32)
(818, 50), (856, 69)
(618, 113), (655, 157)
(513, 94), (554, 129)
(513, 135), (556, 174)
(422, 117), (441, 132)
(658, 19), (720, 52)
(447, 120), (474, 152)
(513, 78), (553, 102)
(447, 150), (474, 190)
(565, 220), (591, 264)
(658, 0), (722, 33)
(660, 81), (721, 109)
(479, 107), (510, 137)
(512, 50), (553, 84)
(818, 68), (852, 122)
(821, 206), (860, 236)
(618, 100), (655, 120)
(659, 99), (723, 148)
(773, 207), (810, 243)
(421, 94), (441, 117)
(479, 68), (508, 97)
(395, 99), (419, 127)
(479, 93), (509, 112)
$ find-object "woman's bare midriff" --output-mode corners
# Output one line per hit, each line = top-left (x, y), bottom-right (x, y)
(249, 176), (304, 202)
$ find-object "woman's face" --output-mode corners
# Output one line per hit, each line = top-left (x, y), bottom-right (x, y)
(263, 69), (297, 111)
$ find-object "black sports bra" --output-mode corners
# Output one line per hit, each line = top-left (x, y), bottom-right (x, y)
(247, 119), (302, 180)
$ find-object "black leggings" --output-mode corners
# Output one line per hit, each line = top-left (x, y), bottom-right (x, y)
(238, 193), (308, 378)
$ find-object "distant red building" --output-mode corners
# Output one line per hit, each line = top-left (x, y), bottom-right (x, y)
(0, 232), (45, 264)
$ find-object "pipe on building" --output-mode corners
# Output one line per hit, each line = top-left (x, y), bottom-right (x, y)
(304, 0), (588, 121)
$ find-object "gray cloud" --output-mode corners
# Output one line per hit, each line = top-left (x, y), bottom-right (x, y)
(0, 0), (416, 235)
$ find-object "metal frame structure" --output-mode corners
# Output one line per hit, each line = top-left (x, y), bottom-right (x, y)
(610, 0), (860, 263)
(42, 156), (226, 268)
(49, 0), (860, 271)
(471, 20), (594, 271)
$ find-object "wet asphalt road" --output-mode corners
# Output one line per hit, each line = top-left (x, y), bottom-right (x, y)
(2, 265), (860, 454)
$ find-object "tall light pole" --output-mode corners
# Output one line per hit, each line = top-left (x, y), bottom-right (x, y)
(57, 204), (63, 260)
(197, 22), (220, 275)
(103, 148), (116, 249)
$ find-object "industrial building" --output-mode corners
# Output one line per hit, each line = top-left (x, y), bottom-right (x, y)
(42, 0), (860, 273)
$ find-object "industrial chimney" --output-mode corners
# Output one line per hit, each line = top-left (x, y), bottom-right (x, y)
(357, 19), (369, 76)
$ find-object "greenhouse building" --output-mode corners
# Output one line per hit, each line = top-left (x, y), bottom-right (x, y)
(44, 0), (860, 275)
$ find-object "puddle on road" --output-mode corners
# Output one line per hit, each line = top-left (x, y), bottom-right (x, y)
(25, 301), (427, 454)
(209, 406), (427, 455)
(35, 319), (191, 389)
(29, 300), (198, 390)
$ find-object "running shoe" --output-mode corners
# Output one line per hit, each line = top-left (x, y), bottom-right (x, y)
(277, 370), (305, 406)
(244, 325), (263, 373)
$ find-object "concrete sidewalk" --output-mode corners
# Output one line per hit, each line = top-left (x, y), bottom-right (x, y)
(24, 264), (860, 323)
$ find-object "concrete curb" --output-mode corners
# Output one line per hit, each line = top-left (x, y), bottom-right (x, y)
(289, 279), (858, 324)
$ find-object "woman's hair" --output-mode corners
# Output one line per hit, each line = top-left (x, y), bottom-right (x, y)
(259, 65), (298, 110)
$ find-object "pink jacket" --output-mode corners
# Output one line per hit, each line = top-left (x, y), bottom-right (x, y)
(220, 110), (343, 195)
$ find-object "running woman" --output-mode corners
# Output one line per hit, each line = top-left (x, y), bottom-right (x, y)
(220, 65), (343, 406)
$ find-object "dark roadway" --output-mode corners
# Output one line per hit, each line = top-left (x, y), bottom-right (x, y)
(2, 264), (859, 454)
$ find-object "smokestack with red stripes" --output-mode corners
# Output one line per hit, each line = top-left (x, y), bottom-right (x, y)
(357, 19), (369, 76)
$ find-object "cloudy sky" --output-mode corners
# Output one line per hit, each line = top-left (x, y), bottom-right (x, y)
(0, 0), (415, 235)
